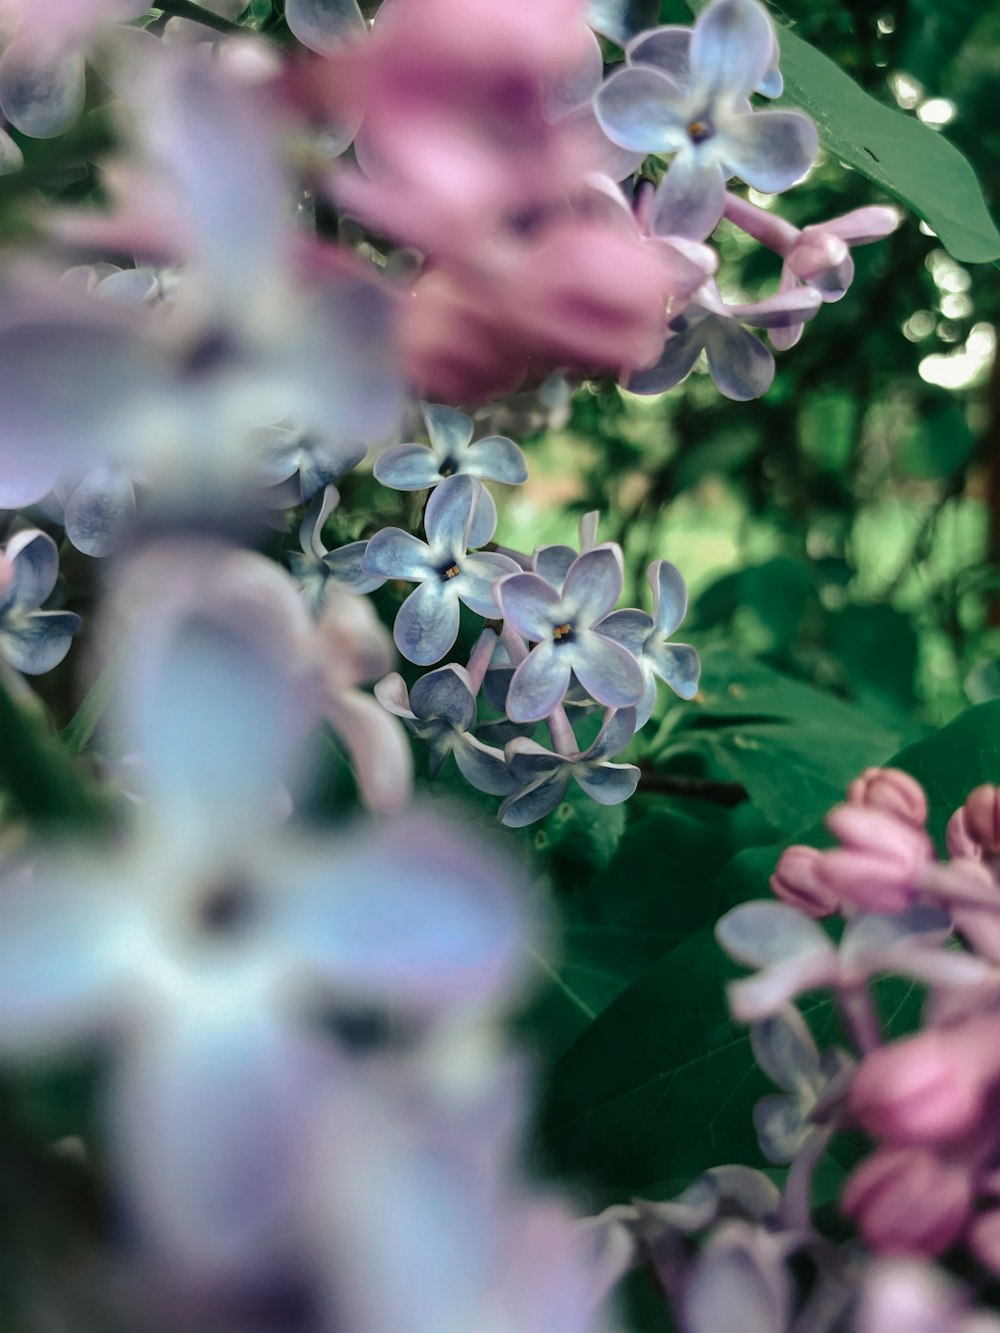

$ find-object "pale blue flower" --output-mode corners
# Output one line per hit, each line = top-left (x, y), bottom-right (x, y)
(291, 484), (387, 611)
(0, 541), (528, 1276)
(496, 546), (644, 723)
(374, 404), (527, 492)
(595, 0), (816, 239)
(499, 707), (639, 827)
(0, 530), (79, 675)
(253, 422), (367, 503)
(598, 559), (700, 726)
(749, 1006), (852, 1164)
(363, 475), (520, 666)
(627, 17), (782, 103)
(376, 665), (518, 796)
(626, 280), (822, 401)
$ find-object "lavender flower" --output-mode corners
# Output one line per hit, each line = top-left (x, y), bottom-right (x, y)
(627, 280), (822, 401)
(598, 558), (700, 726)
(628, 16), (783, 101)
(0, 529), (80, 675)
(374, 403), (527, 492)
(499, 707), (639, 827)
(595, 0), (817, 240)
(496, 545), (644, 723)
(292, 484), (387, 612)
(750, 1006), (852, 1164)
(375, 664), (518, 796)
(363, 475), (520, 666)
(253, 421), (367, 503)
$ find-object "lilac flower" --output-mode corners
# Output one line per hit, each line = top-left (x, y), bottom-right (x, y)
(627, 15), (783, 101)
(363, 475), (520, 666)
(531, 510), (600, 588)
(681, 1222), (793, 1333)
(0, 529), (79, 675)
(499, 707), (639, 827)
(858, 1260), (1000, 1333)
(626, 280), (822, 400)
(285, 0), (366, 55)
(749, 1005), (852, 1164)
(0, 541), (526, 1275)
(253, 421), (367, 503)
(595, 0), (817, 240)
(374, 403), (528, 492)
(375, 664), (518, 796)
(716, 900), (982, 1025)
(496, 546), (644, 722)
(598, 558), (700, 726)
(292, 484), (387, 615)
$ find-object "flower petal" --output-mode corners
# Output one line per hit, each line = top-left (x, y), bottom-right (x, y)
(421, 403), (474, 465)
(457, 551), (520, 618)
(627, 26), (692, 84)
(466, 481), (497, 551)
(0, 42), (85, 139)
(647, 640), (701, 699)
(362, 528), (433, 581)
(690, 0), (774, 101)
(326, 540), (388, 595)
(721, 109), (818, 194)
(0, 611), (79, 674)
(571, 632), (644, 710)
(750, 1007), (821, 1093)
(715, 900), (833, 968)
(496, 573), (561, 642)
(410, 664), (477, 730)
(574, 760), (640, 805)
(300, 483), (340, 560)
(110, 1015), (332, 1274)
(64, 465), (136, 558)
(453, 734), (519, 796)
(4, 528), (59, 611)
(499, 772), (572, 827)
(393, 581), (460, 666)
(462, 436), (528, 486)
(594, 65), (689, 155)
(325, 689), (413, 816)
(703, 319), (774, 400)
(625, 325), (703, 395)
(650, 152), (726, 242)
(649, 559), (688, 636)
(586, 706), (638, 761)
(506, 643), (571, 723)
(597, 608), (653, 656)
(424, 474), (477, 556)
(285, 0), (366, 53)
(752, 1093), (810, 1164)
(373, 443), (442, 491)
(373, 672), (415, 720)
(562, 545), (624, 625)
(533, 544), (578, 589)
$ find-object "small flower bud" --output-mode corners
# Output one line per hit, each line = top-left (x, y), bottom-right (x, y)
(847, 767), (928, 829)
(842, 1147), (972, 1257)
(948, 785), (1000, 861)
(816, 805), (933, 914)
(850, 1032), (983, 1145)
(770, 844), (839, 918)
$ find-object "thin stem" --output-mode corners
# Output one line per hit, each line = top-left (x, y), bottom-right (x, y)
(838, 983), (882, 1056)
(546, 705), (577, 757)
(636, 768), (748, 806)
(465, 628), (498, 695)
(500, 625), (528, 666)
(779, 1125), (832, 1233)
(723, 191), (798, 254)
(154, 0), (244, 34)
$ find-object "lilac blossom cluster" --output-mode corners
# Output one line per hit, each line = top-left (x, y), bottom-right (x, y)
(0, 0), (911, 1327)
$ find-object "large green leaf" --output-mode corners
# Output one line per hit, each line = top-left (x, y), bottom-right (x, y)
(680, 0), (1000, 264)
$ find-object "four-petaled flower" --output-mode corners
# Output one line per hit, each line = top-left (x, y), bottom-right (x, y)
(598, 559), (700, 726)
(595, 0), (817, 240)
(374, 403), (528, 492)
(291, 483), (386, 613)
(376, 664), (518, 796)
(500, 707), (640, 827)
(0, 529), (80, 675)
(497, 545), (645, 723)
(362, 474), (520, 666)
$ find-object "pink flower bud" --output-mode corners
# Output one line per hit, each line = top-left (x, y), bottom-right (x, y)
(949, 786), (1000, 861)
(770, 844), (840, 918)
(847, 768), (929, 830)
(850, 1032), (984, 1145)
(842, 1147), (973, 1257)
(816, 805), (933, 914)
(786, 229), (849, 282)
(968, 1208), (1000, 1274)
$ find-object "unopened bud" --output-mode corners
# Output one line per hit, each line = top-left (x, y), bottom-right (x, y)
(949, 785), (1000, 861)
(847, 767), (928, 830)
(816, 805), (932, 913)
(770, 844), (839, 918)
(850, 1031), (983, 1145)
(842, 1146), (972, 1257)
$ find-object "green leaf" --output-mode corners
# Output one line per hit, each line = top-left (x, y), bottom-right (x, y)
(60, 667), (114, 755)
(679, 0), (1000, 264)
(0, 683), (102, 830)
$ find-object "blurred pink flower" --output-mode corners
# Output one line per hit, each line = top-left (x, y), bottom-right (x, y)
(842, 1146), (974, 1257)
(847, 766), (929, 829)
